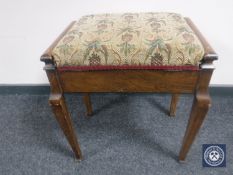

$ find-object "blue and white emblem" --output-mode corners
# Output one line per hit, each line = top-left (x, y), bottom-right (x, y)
(203, 144), (226, 167)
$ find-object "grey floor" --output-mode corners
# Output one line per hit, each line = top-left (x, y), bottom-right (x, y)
(0, 93), (232, 175)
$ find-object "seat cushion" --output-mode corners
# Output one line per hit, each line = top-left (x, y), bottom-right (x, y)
(52, 12), (204, 71)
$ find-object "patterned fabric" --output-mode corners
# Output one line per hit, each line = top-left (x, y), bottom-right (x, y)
(52, 12), (204, 70)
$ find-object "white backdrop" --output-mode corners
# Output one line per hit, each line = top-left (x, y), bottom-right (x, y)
(0, 0), (232, 85)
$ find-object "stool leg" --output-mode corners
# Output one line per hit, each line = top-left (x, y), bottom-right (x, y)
(49, 94), (83, 160)
(83, 93), (93, 116)
(169, 94), (179, 117)
(179, 92), (210, 161)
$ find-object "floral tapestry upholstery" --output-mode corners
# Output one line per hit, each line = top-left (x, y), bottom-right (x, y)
(52, 12), (204, 71)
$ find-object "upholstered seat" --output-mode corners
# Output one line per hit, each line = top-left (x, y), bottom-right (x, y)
(52, 12), (204, 71)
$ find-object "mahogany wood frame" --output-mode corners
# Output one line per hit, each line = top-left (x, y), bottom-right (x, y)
(40, 18), (217, 161)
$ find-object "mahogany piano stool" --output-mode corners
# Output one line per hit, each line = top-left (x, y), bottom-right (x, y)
(40, 12), (217, 162)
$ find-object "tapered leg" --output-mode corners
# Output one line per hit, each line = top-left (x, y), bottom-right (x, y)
(83, 93), (93, 116)
(170, 94), (179, 117)
(49, 94), (83, 160)
(179, 92), (211, 161)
